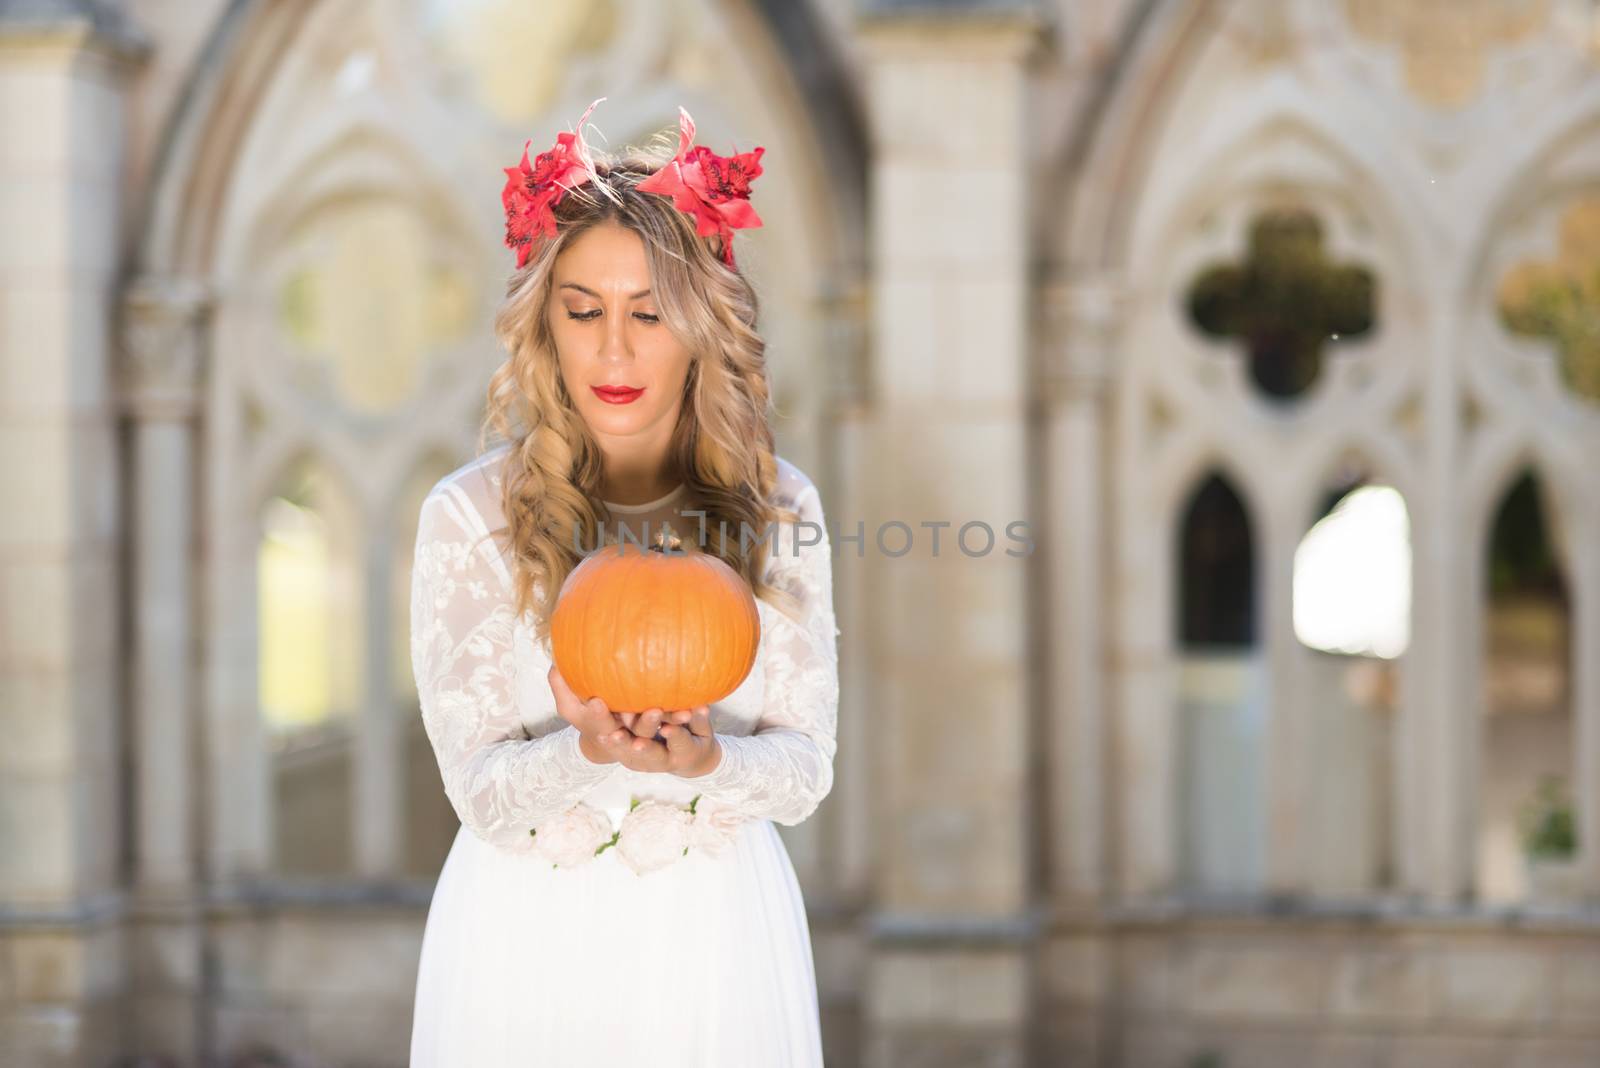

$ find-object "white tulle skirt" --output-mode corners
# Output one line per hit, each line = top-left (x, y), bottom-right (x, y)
(410, 814), (825, 1067)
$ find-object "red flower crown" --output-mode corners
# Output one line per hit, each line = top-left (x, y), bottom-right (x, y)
(502, 96), (765, 271)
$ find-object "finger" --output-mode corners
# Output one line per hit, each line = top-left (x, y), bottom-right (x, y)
(667, 709), (693, 726)
(607, 735), (646, 772)
(661, 721), (698, 757)
(684, 705), (714, 738)
(620, 731), (663, 763)
(634, 709), (664, 739)
(619, 712), (638, 732)
(622, 752), (663, 776)
(626, 734), (669, 766)
(583, 695), (613, 732)
(582, 713), (605, 737)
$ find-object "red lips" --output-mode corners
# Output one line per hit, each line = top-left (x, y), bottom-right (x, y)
(592, 385), (645, 404)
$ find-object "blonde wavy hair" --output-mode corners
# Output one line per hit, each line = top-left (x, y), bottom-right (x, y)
(475, 149), (801, 651)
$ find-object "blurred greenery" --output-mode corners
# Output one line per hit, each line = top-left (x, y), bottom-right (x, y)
(1187, 209), (1375, 400)
(1521, 775), (1577, 859)
(1499, 198), (1600, 404)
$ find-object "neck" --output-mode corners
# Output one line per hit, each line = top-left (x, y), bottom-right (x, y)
(594, 434), (679, 505)
(599, 464), (680, 506)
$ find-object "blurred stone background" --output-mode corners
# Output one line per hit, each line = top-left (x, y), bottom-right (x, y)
(2, 0), (1599, 1064)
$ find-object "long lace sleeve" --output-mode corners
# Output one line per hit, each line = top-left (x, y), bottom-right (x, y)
(674, 479), (841, 826)
(409, 484), (614, 854)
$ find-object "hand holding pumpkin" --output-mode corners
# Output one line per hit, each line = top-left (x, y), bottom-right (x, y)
(602, 704), (722, 778)
(548, 664), (722, 775)
(547, 531), (752, 778)
(617, 708), (680, 739)
(547, 664), (629, 765)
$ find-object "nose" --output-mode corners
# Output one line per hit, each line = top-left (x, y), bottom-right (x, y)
(596, 307), (634, 367)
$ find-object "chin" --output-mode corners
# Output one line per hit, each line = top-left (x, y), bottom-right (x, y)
(586, 404), (657, 432)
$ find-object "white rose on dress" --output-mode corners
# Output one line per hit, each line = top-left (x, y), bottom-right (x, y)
(615, 799), (694, 876)
(533, 803), (614, 868)
(688, 798), (746, 858)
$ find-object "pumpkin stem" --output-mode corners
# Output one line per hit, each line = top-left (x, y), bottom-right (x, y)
(649, 526), (684, 555)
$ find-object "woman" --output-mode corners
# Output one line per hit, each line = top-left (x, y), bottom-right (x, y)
(407, 99), (839, 1067)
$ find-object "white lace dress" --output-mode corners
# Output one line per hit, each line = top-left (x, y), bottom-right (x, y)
(408, 444), (838, 1067)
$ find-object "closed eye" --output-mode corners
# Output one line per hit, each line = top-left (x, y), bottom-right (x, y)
(566, 310), (660, 324)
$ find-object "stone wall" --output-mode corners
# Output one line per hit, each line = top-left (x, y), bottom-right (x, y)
(1043, 917), (1600, 1067)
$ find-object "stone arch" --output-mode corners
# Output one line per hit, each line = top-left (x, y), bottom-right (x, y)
(1086, 74), (1428, 419)
(1467, 121), (1600, 419)
(132, 0), (869, 284)
(1471, 455), (1582, 903)
(1151, 429), (1266, 542)
(219, 121), (485, 283)
(1054, 0), (1429, 284)
(1174, 467), (1258, 647)
(1127, 111), (1424, 296)
(1464, 84), (1600, 303)
(1293, 440), (1417, 892)
(1298, 436), (1419, 534)
(1464, 433), (1585, 574)
(1056, 0), (1456, 901)
(1050, 0), (1216, 273)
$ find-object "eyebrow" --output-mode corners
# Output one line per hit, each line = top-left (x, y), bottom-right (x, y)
(560, 283), (653, 299)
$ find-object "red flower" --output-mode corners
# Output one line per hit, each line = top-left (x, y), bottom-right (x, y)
(501, 97), (607, 269)
(636, 107), (764, 268)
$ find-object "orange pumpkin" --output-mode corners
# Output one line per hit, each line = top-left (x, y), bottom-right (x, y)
(551, 528), (760, 714)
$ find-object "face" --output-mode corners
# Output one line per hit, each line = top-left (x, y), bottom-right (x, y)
(547, 220), (693, 460)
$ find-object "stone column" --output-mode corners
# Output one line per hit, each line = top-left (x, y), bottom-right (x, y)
(1262, 498), (1304, 895)
(807, 272), (875, 1054)
(822, 272), (874, 906)
(857, 5), (1050, 1066)
(119, 276), (210, 1062)
(1040, 276), (1119, 904)
(1574, 513), (1600, 895)
(0, 2), (149, 1061)
(1111, 452), (1177, 899)
(1419, 299), (1472, 903)
(357, 532), (402, 877)
(121, 278), (209, 894)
